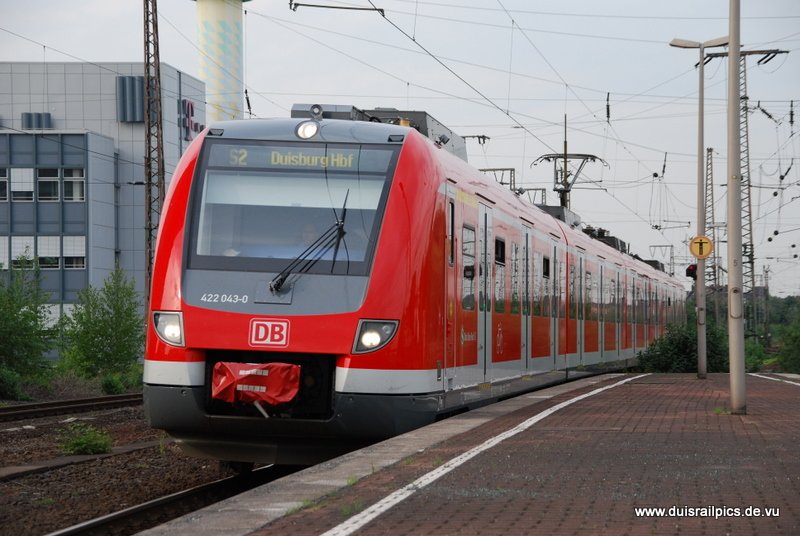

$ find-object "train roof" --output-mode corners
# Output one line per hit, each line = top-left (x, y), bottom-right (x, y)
(428, 131), (679, 284)
(204, 116), (410, 146)
(205, 108), (679, 286)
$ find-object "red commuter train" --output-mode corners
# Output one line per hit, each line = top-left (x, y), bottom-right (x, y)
(143, 105), (686, 465)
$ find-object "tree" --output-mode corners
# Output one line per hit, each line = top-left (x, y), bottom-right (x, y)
(777, 312), (800, 373)
(0, 255), (52, 377)
(60, 265), (144, 377)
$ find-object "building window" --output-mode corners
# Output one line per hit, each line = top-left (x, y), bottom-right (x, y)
(0, 236), (7, 269)
(44, 304), (61, 329)
(37, 236), (60, 269)
(37, 168), (59, 201)
(63, 235), (86, 270)
(0, 168), (7, 201)
(64, 168), (85, 202)
(38, 181), (60, 201)
(64, 256), (86, 269)
(10, 168), (34, 202)
(11, 236), (34, 267)
(63, 180), (85, 201)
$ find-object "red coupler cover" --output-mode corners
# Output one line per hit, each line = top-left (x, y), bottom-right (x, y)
(211, 362), (300, 405)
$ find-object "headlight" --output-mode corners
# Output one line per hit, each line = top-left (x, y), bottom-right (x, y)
(153, 311), (185, 347)
(353, 320), (398, 354)
(296, 120), (319, 139)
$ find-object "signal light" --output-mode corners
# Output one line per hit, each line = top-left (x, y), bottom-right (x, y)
(685, 264), (697, 281)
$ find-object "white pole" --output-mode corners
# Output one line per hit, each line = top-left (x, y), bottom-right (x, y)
(696, 44), (707, 379)
(727, 0), (747, 414)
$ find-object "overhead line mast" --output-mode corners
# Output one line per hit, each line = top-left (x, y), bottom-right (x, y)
(707, 48), (788, 338)
(144, 0), (165, 303)
(705, 147), (722, 324)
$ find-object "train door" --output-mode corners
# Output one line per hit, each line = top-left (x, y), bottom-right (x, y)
(477, 203), (493, 383)
(576, 253), (584, 366)
(444, 192), (457, 391)
(599, 264), (606, 361)
(614, 272), (625, 358)
(553, 240), (565, 371)
(521, 225), (532, 370)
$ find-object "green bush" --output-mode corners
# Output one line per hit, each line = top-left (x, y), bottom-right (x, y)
(59, 423), (113, 455)
(100, 374), (125, 395)
(0, 367), (24, 400)
(638, 322), (729, 373)
(777, 314), (800, 373)
(745, 339), (767, 372)
(122, 363), (143, 390)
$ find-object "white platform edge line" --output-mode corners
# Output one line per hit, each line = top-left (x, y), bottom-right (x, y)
(320, 373), (650, 536)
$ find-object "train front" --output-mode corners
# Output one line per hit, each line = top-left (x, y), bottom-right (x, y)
(143, 115), (427, 465)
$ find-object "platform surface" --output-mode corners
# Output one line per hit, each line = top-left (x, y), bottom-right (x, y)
(142, 373), (800, 536)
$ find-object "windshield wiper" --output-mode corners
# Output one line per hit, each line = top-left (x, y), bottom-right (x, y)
(268, 224), (338, 293)
(268, 191), (350, 293)
(330, 190), (349, 272)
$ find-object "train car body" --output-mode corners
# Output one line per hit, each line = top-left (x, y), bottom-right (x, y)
(143, 107), (686, 464)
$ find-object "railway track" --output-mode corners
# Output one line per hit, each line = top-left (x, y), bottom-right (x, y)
(0, 393), (143, 422)
(48, 464), (303, 536)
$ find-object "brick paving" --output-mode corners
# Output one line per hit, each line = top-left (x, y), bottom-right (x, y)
(257, 374), (800, 535)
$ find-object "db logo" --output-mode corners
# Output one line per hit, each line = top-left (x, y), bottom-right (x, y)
(249, 319), (290, 347)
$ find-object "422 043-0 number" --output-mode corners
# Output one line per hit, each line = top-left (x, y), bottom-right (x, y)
(200, 293), (249, 304)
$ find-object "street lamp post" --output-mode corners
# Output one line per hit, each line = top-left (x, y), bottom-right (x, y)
(670, 35), (728, 380)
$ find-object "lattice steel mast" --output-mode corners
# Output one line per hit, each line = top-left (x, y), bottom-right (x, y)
(738, 56), (756, 330)
(707, 48), (787, 335)
(144, 0), (165, 302)
(704, 147), (722, 324)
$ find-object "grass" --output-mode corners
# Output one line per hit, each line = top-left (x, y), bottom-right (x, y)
(59, 423), (113, 455)
(286, 499), (316, 515)
(339, 499), (365, 517)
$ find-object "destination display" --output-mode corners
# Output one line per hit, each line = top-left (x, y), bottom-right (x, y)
(209, 143), (359, 171)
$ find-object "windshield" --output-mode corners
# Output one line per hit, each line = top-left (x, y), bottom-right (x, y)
(187, 140), (399, 275)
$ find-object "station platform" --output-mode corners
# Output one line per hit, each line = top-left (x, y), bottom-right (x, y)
(141, 372), (800, 535)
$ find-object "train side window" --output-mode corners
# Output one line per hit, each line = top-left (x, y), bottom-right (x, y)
(511, 242), (520, 314)
(447, 201), (455, 266)
(494, 237), (506, 313)
(461, 226), (476, 310)
(585, 271), (593, 321)
(543, 256), (550, 279)
(494, 238), (505, 265)
(606, 277), (617, 323)
(569, 262), (578, 320)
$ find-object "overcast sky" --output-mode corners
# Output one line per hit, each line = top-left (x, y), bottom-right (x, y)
(2, 0), (799, 296)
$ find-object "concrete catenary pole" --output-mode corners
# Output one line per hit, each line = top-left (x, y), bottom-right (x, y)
(727, 0), (747, 414)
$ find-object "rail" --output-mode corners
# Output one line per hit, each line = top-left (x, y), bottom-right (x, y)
(47, 464), (302, 535)
(0, 393), (143, 422)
